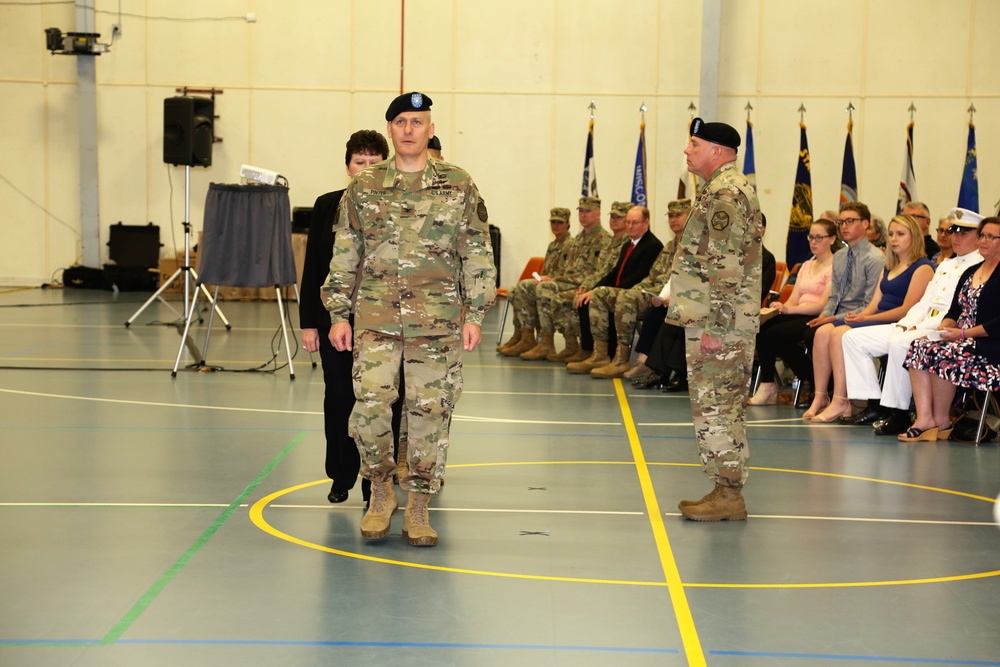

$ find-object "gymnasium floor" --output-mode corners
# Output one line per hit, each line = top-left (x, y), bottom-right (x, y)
(1, 287), (998, 667)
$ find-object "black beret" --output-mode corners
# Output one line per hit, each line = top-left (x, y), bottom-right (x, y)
(689, 117), (741, 150)
(427, 136), (441, 151)
(385, 92), (433, 121)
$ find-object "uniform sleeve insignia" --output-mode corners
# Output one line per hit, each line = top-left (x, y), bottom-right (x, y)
(711, 211), (730, 231)
(477, 199), (488, 222)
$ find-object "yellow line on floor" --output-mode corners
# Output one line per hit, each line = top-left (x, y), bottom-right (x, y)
(613, 379), (706, 667)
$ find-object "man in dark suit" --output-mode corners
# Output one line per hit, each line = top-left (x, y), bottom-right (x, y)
(567, 205), (663, 374)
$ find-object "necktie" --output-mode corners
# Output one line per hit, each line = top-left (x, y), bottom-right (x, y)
(834, 248), (855, 312)
(616, 242), (635, 286)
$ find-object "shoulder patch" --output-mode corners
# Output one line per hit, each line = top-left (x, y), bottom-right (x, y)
(477, 199), (488, 223)
(711, 211), (730, 231)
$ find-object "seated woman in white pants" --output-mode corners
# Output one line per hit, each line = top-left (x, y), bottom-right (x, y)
(806, 214), (935, 422)
(840, 209), (983, 435)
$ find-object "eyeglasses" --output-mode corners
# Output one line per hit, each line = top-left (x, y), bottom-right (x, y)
(807, 234), (832, 242)
(837, 217), (862, 227)
(948, 226), (974, 235)
(978, 233), (1000, 242)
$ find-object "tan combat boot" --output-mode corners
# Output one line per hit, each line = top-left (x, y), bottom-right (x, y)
(520, 331), (555, 361)
(563, 346), (592, 364)
(678, 484), (747, 521)
(359, 480), (398, 539)
(501, 328), (536, 357)
(394, 436), (409, 483)
(546, 334), (580, 362)
(590, 343), (632, 378)
(566, 340), (610, 374)
(677, 483), (723, 510)
(496, 326), (523, 353)
(402, 492), (438, 546)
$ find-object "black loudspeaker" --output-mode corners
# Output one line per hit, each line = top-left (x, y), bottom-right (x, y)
(163, 96), (214, 167)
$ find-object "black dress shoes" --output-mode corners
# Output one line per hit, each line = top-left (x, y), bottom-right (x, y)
(633, 374), (665, 390)
(662, 376), (688, 393)
(327, 486), (349, 504)
(838, 406), (886, 426)
(873, 411), (914, 436)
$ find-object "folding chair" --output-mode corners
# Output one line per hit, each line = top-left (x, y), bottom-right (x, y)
(496, 256), (545, 345)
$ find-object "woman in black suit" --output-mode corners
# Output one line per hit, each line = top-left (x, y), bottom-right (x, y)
(300, 130), (398, 503)
(901, 216), (1000, 441)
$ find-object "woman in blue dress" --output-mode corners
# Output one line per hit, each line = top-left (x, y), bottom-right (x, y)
(808, 214), (935, 422)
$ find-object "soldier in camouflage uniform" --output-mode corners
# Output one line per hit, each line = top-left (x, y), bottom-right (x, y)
(667, 118), (762, 522)
(553, 201), (632, 365)
(323, 92), (497, 546)
(498, 207), (574, 356)
(589, 200), (691, 378)
(567, 205), (663, 375)
(520, 196), (611, 361)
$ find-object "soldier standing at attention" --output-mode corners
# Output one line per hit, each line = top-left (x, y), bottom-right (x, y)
(323, 92), (497, 546)
(668, 118), (762, 522)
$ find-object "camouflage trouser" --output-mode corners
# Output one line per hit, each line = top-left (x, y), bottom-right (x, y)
(509, 278), (540, 330)
(612, 287), (652, 343)
(588, 285), (628, 341)
(535, 280), (575, 333)
(683, 328), (753, 488)
(350, 330), (462, 494)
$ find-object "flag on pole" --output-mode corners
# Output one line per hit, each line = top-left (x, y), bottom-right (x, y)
(630, 119), (647, 206)
(958, 120), (978, 211)
(840, 118), (858, 205)
(896, 121), (917, 214)
(581, 118), (599, 197)
(786, 121), (813, 268)
(743, 119), (756, 190)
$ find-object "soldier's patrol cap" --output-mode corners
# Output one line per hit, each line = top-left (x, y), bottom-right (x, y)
(948, 207), (983, 232)
(667, 199), (692, 214)
(689, 117), (741, 150)
(385, 91), (433, 121)
(610, 201), (632, 218)
(549, 208), (571, 223)
(578, 196), (602, 211)
(427, 136), (442, 151)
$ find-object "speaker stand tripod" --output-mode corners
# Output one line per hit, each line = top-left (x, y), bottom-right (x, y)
(125, 165), (229, 330)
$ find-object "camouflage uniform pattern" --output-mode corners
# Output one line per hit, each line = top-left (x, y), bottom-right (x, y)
(322, 156), (497, 493)
(352, 330), (457, 493)
(590, 238), (681, 341)
(537, 225), (610, 333)
(509, 234), (573, 329)
(665, 162), (762, 488)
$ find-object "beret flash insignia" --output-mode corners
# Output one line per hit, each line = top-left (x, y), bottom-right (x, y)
(411, 93), (423, 108)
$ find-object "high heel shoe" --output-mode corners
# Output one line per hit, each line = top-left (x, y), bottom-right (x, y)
(747, 382), (778, 406)
(802, 393), (829, 420)
(899, 426), (939, 442)
(811, 397), (851, 423)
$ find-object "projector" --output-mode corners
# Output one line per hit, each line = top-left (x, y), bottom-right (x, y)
(240, 164), (282, 186)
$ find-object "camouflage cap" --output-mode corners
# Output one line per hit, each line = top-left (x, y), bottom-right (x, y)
(689, 117), (741, 149)
(949, 207), (983, 230)
(549, 207), (571, 223)
(610, 201), (632, 218)
(667, 198), (692, 214)
(385, 91), (433, 121)
(578, 196), (602, 211)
